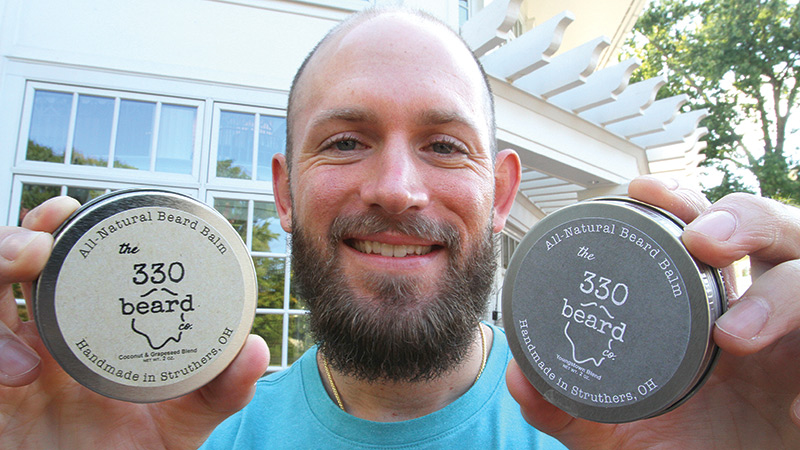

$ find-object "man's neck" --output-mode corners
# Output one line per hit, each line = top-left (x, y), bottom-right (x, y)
(317, 323), (493, 422)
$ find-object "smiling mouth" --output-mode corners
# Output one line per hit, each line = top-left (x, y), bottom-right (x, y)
(348, 240), (435, 257)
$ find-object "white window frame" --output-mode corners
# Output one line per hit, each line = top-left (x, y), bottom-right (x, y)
(208, 103), (286, 191)
(16, 82), (205, 185)
(205, 190), (305, 371)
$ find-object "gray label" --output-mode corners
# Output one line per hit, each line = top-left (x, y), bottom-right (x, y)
(512, 217), (690, 407)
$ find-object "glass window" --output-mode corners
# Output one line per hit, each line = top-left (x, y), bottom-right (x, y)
(213, 198), (248, 242)
(288, 313), (313, 365)
(155, 104), (196, 174)
(217, 111), (254, 179)
(72, 95), (114, 166)
(252, 201), (286, 254)
(23, 85), (199, 175)
(257, 115), (286, 182)
(27, 90), (72, 163)
(459, 0), (470, 26)
(210, 194), (302, 370)
(67, 187), (107, 205)
(19, 183), (61, 225)
(115, 100), (155, 170)
(214, 106), (286, 183)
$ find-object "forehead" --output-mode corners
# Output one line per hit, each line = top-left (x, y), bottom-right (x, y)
(290, 13), (491, 144)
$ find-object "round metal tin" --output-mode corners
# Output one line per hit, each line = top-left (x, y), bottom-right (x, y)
(502, 197), (725, 423)
(33, 189), (257, 403)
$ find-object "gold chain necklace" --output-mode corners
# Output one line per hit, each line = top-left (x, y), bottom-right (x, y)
(322, 325), (487, 412)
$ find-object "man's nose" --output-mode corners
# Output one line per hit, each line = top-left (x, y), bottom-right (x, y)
(360, 142), (430, 215)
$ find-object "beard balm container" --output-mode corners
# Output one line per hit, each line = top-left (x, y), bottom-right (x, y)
(503, 197), (726, 423)
(33, 189), (257, 403)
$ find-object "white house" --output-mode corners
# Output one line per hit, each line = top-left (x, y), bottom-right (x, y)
(0, 0), (706, 371)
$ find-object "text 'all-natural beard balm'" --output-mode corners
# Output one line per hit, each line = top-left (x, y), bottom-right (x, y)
(503, 197), (726, 423)
(34, 189), (257, 403)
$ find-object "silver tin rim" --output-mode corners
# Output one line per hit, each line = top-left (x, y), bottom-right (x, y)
(502, 197), (725, 423)
(33, 189), (257, 403)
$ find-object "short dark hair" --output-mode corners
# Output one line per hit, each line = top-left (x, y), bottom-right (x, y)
(284, 7), (497, 176)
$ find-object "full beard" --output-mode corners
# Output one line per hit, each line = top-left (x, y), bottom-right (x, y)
(291, 210), (497, 383)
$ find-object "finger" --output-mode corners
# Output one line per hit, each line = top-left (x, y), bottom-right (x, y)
(627, 176), (711, 224)
(681, 193), (800, 269)
(21, 196), (81, 232)
(157, 334), (269, 445)
(0, 228), (54, 285)
(713, 260), (800, 355)
(0, 318), (42, 386)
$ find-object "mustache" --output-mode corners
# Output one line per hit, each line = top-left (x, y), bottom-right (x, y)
(328, 211), (461, 255)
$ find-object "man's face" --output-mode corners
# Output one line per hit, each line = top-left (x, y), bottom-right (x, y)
(273, 14), (520, 380)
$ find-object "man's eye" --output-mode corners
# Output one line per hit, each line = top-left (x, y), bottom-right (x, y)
(431, 142), (455, 154)
(334, 139), (359, 151)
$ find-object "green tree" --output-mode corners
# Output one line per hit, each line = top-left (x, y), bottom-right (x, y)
(623, 0), (799, 203)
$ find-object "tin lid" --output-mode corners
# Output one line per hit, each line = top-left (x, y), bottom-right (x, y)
(502, 198), (725, 423)
(34, 189), (257, 403)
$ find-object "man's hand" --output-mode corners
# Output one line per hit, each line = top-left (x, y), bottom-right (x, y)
(507, 176), (800, 449)
(0, 197), (269, 449)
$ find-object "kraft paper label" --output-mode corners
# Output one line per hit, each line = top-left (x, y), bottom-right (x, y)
(55, 206), (246, 387)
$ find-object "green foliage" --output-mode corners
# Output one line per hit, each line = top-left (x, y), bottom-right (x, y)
(623, 0), (800, 202)
(216, 159), (251, 179)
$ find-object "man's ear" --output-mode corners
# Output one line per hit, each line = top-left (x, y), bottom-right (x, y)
(492, 149), (522, 233)
(272, 153), (293, 233)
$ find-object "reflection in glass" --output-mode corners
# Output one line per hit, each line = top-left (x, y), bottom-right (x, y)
(252, 201), (286, 254)
(155, 104), (196, 174)
(257, 115), (286, 182)
(217, 111), (254, 179)
(72, 95), (114, 166)
(27, 90), (72, 162)
(115, 100), (155, 170)
(67, 187), (107, 205)
(213, 198), (248, 243)
(19, 184), (60, 225)
(288, 265), (306, 311)
(255, 257), (285, 309)
(251, 314), (283, 365)
(288, 314), (313, 365)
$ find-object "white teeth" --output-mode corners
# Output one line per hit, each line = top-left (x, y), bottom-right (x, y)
(352, 240), (433, 257)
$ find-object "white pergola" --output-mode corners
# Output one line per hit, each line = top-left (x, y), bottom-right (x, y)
(460, 0), (707, 223)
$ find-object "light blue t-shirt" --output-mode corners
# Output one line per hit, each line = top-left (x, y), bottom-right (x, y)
(201, 324), (566, 449)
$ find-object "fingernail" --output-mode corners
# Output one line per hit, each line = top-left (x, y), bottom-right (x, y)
(793, 397), (800, 423)
(715, 298), (769, 340)
(688, 210), (737, 242)
(0, 231), (46, 261)
(0, 337), (40, 378)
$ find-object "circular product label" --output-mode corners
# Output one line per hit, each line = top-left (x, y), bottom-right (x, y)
(36, 192), (256, 402)
(506, 209), (700, 421)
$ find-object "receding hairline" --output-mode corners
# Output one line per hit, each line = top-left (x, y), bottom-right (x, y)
(285, 7), (497, 170)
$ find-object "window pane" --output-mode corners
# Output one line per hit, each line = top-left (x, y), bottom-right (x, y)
(217, 111), (254, 179)
(213, 198), (248, 243)
(19, 183), (61, 225)
(155, 104), (196, 174)
(251, 314), (283, 364)
(256, 115), (286, 182)
(67, 187), (106, 205)
(255, 257), (285, 309)
(115, 100), (155, 170)
(72, 95), (114, 166)
(252, 201), (286, 254)
(287, 313), (312, 365)
(289, 266), (307, 311)
(27, 90), (72, 163)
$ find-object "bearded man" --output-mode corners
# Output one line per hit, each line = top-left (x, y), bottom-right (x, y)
(2, 7), (800, 450)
